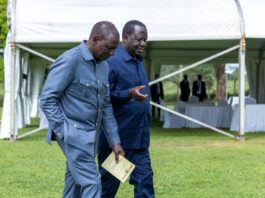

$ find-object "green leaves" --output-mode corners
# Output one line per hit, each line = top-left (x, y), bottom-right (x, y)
(0, 0), (7, 83)
(0, 0), (8, 49)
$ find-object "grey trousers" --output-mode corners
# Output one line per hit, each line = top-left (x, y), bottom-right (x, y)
(56, 137), (101, 198)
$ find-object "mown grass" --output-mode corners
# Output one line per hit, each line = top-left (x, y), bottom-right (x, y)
(1, 118), (265, 198)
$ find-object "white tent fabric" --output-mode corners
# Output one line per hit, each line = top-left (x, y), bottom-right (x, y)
(29, 59), (46, 118)
(21, 53), (31, 125)
(246, 60), (265, 103)
(1, 0), (265, 139)
(15, 48), (23, 128)
(240, 0), (265, 39)
(15, 0), (242, 42)
(1, 33), (13, 138)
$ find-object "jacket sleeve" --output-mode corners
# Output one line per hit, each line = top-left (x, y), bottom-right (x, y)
(101, 66), (121, 147)
(108, 68), (131, 106)
(40, 55), (74, 136)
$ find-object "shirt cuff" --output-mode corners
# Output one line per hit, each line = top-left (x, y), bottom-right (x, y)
(53, 122), (64, 139)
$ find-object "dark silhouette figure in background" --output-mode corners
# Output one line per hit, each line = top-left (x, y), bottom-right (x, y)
(151, 74), (164, 117)
(179, 74), (190, 102)
(192, 74), (207, 102)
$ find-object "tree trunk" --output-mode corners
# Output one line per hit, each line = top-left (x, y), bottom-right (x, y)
(215, 64), (226, 101)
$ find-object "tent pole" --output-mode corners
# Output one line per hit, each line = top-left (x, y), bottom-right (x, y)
(238, 34), (246, 141)
(9, 0), (17, 141)
(17, 127), (45, 140)
(225, 74), (228, 101)
(9, 43), (16, 140)
(16, 44), (55, 63)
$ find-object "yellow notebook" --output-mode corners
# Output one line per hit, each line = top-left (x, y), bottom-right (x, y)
(101, 152), (135, 183)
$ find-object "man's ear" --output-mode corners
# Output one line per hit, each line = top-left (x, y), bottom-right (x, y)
(123, 34), (129, 42)
(92, 35), (101, 45)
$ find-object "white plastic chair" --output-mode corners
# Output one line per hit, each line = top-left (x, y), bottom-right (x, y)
(245, 96), (257, 104)
(188, 96), (199, 103)
(204, 100), (214, 106)
(174, 101), (187, 114)
(218, 100), (228, 106)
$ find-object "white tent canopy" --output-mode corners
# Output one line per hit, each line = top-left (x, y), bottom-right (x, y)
(1, 0), (265, 139)
(15, 0), (242, 42)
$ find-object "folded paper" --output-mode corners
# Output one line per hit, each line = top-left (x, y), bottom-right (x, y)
(101, 152), (135, 183)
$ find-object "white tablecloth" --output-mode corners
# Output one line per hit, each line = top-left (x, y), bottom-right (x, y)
(185, 106), (232, 128)
(162, 110), (185, 128)
(230, 104), (265, 132)
(163, 105), (232, 129)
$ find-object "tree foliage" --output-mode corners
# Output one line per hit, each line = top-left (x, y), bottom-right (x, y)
(0, 0), (8, 48)
(0, 0), (8, 83)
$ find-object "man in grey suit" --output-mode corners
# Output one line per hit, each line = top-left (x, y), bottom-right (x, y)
(40, 21), (124, 198)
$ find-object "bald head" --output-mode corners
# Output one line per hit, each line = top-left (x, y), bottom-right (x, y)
(88, 21), (120, 61)
(89, 21), (119, 41)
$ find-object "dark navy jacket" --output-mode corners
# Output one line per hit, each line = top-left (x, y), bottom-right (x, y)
(99, 44), (150, 149)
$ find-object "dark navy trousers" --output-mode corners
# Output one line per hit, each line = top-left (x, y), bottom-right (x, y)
(98, 148), (155, 198)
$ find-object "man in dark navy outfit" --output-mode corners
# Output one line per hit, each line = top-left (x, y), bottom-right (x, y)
(98, 20), (155, 198)
(180, 74), (190, 102)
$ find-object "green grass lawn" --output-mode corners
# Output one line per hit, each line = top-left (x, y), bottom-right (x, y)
(1, 119), (265, 198)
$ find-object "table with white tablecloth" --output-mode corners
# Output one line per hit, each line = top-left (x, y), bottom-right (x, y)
(230, 104), (265, 132)
(162, 110), (185, 128)
(162, 101), (232, 129)
(185, 106), (232, 128)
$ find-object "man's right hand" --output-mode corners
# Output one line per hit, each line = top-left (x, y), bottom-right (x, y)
(128, 85), (147, 101)
(112, 144), (125, 163)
